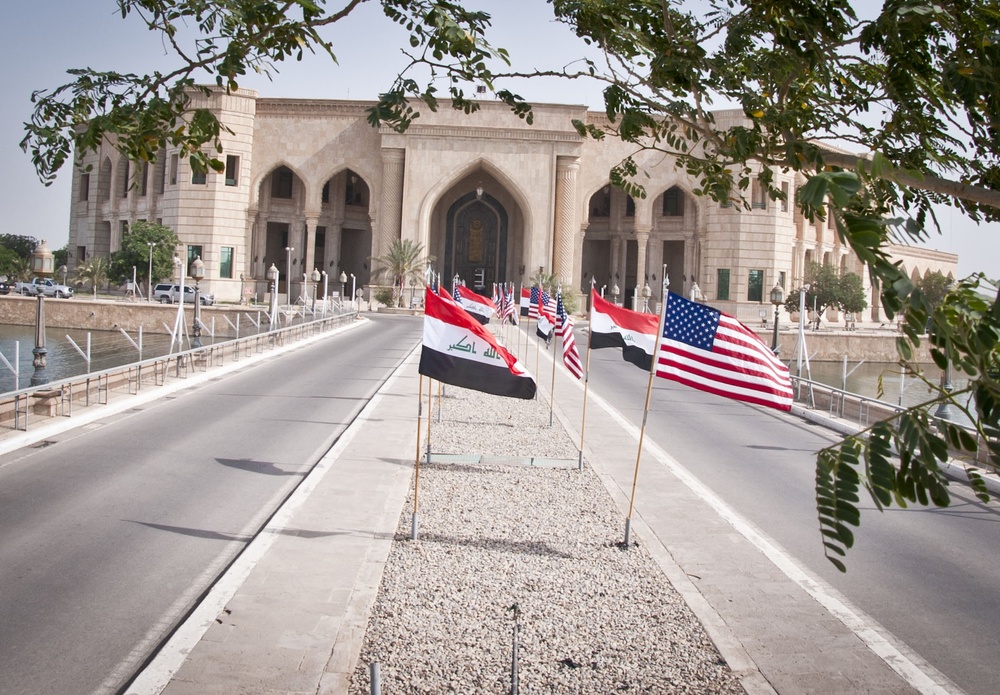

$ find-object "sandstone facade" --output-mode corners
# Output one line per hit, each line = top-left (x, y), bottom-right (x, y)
(67, 88), (956, 322)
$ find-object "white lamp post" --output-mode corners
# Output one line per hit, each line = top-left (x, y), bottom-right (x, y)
(147, 241), (156, 302)
(340, 271), (347, 304)
(190, 256), (205, 348)
(285, 246), (294, 315)
(267, 263), (279, 329)
(321, 270), (328, 316)
(350, 273), (356, 313)
(310, 268), (320, 312)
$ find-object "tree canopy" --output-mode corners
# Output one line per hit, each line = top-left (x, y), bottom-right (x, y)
(784, 262), (868, 324)
(108, 221), (181, 288)
(20, 0), (1000, 571)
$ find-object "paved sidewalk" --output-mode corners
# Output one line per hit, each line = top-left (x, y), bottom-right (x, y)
(114, 332), (963, 695)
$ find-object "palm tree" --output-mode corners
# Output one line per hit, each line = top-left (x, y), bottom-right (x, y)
(74, 257), (110, 298)
(371, 239), (435, 307)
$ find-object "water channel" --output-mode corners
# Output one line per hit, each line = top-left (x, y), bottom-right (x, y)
(0, 324), (233, 393)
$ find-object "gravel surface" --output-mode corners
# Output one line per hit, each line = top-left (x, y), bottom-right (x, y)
(349, 381), (745, 694)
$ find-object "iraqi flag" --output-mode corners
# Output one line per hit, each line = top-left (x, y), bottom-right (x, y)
(520, 287), (533, 317)
(454, 284), (496, 325)
(536, 288), (556, 341)
(420, 287), (536, 399)
(589, 292), (659, 370)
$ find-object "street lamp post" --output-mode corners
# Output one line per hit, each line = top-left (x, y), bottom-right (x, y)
(350, 273), (356, 313)
(310, 269), (320, 312)
(770, 282), (784, 354)
(340, 271), (347, 305)
(640, 283), (651, 313)
(285, 246), (294, 315)
(321, 270), (328, 316)
(267, 263), (279, 329)
(147, 241), (156, 302)
(611, 283), (620, 306)
(191, 256), (205, 348)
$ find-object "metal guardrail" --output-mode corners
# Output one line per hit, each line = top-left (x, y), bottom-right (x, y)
(790, 375), (996, 470)
(0, 308), (358, 435)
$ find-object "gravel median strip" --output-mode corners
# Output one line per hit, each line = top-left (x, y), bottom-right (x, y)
(349, 380), (745, 694)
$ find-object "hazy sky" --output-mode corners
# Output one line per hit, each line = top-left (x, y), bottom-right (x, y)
(2, 1), (997, 279)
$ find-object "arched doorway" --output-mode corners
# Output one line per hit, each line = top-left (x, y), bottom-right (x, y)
(444, 192), (508, 291)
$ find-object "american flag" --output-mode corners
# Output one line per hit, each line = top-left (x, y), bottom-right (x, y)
(556, 292), (583, 378)
(654, 291), (792, 411)
(504, 285), (517, 324)
(528, 286), (540, 320)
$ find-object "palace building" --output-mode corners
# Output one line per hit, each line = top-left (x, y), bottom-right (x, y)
(67, 87), (956, 322)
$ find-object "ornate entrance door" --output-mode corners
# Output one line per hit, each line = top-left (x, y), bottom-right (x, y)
(445, 193), (507, 291)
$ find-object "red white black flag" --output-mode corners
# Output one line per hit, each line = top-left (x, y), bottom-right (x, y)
(420, 287), (537, 399)
(453, 284), (496, 325)
(589, 292), (659, 370)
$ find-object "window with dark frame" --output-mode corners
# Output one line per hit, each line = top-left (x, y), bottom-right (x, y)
(748, 269), (764, 302)
(220, 247), (234, 278)
(169, 154), (178, 185)
(662, 186), (684, 216)
(191, 167), (207, 185)
(272, 168), (293, 198)
(225, 155), (239, 186)
(79, 173), (90, 201)
(717, 269), (730, 300)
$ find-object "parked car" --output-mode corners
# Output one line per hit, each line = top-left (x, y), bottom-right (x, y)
(0, 276), (10, 295)
(152, 283), (176, 303)
(15, 277), (74, 298)
(157, 284), (215, 305)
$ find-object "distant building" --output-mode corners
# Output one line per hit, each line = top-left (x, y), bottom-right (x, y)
(67, 87), (956, 321)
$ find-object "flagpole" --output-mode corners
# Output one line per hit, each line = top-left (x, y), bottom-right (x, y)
(624, 268), (669, 548)
(578, 289), (596, 471)
(548, 291), (558, 428)
(411, 375), (424, 541)
(437, 379), (443, 422)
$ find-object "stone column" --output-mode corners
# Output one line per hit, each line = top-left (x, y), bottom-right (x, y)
(610, 235), (622, 296)
(376, 148), (405, 260)
(303, 214), (319, 280)
(635, 225), (651, 293)
(553, 157), (579, 285)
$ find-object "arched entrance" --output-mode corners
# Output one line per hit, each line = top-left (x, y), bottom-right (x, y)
(444, 192), (508, 291)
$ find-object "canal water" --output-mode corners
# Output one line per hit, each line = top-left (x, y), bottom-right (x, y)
(796, 359), (966, 410)
(0, 325), (224, 393)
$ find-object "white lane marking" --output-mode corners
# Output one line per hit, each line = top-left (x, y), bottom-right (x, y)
(576, 379), (957, 695)
(122, 344), (418, 695)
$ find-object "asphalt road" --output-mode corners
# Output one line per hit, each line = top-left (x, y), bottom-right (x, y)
(0, 314), (423, 695)
(583, 341), (1000, 695)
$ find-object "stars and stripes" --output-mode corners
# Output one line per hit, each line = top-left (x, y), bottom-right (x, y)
(556, 291), (583, 379)
(654, 291), (792, 411)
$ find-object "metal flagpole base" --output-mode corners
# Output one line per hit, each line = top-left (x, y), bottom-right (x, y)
(623, 517), (632, 548)
(370, 662), (381, 695)
(411, 512), (419, 540)
(577, 450), (584, 470)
